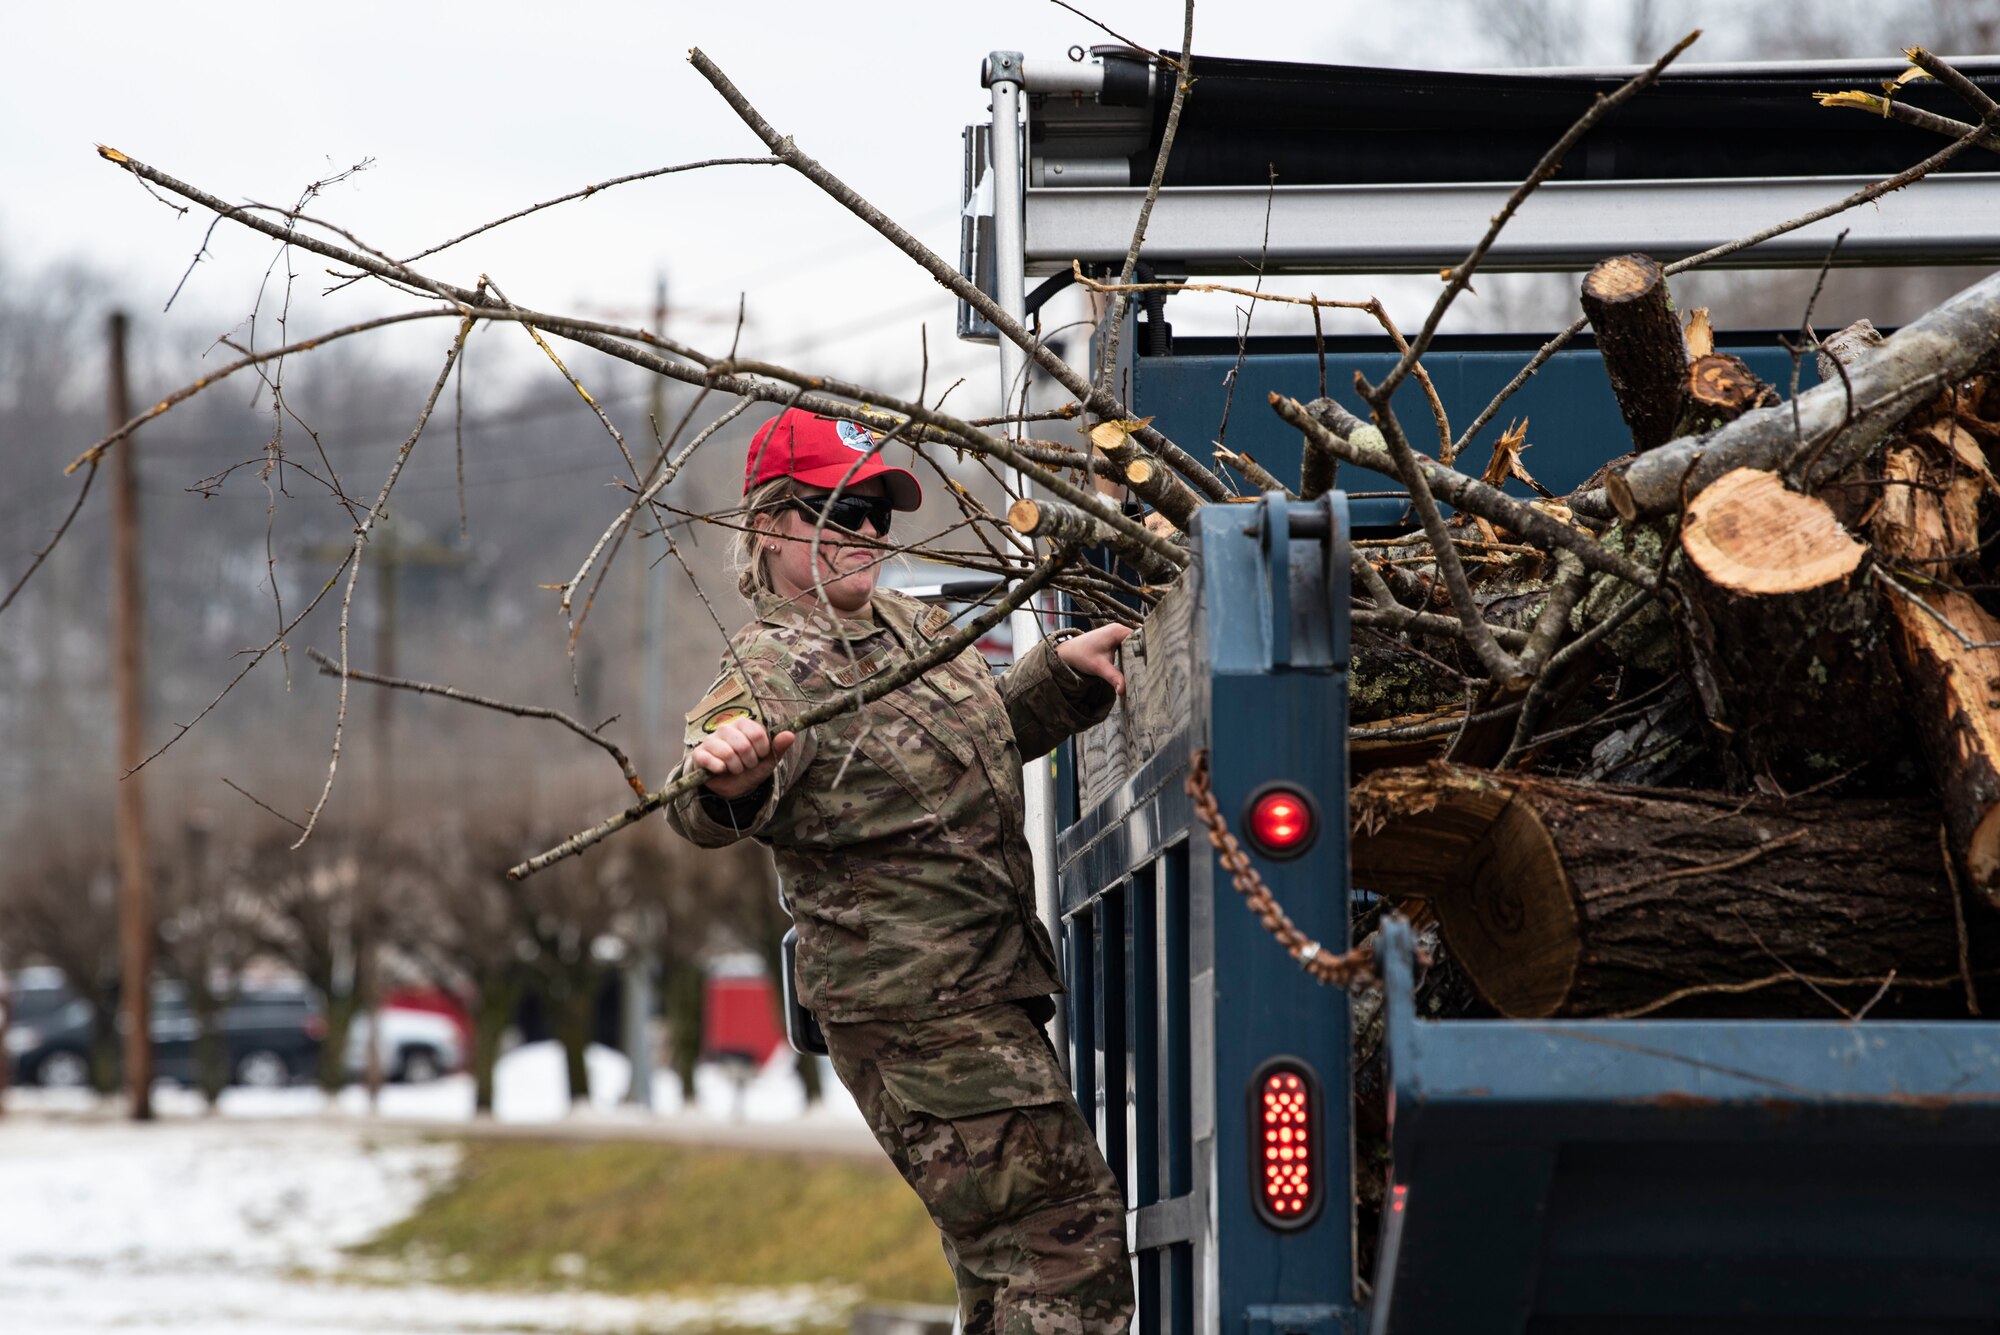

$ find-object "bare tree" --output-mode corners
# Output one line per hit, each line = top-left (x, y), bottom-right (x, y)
(153, 813), (263, 1104)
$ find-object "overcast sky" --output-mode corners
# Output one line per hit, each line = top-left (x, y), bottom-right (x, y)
(0, 0), (1940, 409)
(0, 0), (1565, 409)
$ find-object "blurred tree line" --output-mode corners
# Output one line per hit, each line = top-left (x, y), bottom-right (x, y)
(0, 252), (814, 1111)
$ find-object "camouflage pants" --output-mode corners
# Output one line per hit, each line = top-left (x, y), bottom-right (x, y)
(824, 1000), (1134, 1335)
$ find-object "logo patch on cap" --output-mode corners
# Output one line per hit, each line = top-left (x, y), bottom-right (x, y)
(835, 420), (879, 454)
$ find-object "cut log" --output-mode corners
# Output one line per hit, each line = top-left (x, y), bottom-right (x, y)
(1598, 267), (2000, 519)
(1580, 253), (1689, 454)
(1008, 496), (1180, 582)
(1871, 418), (2000, 908)
(1350, 763), (1985, 1018)
(1088, 420), (1202, 530)
(1673, 352), (1778, 438)
(1676, 467), (1914, 789)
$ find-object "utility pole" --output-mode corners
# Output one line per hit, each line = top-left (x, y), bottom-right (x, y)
(109, 310), (154, 1121)
(622, 273), (668, 1111)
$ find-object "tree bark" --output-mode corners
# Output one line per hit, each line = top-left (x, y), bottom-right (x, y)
(1580, 253), (1689, 453)
(1675, 466), (1915, 790)
(551, 973), (594, 1106)
(318, 990), (359, 1094)
(1299, 397), (1348, 499)
(1008, 496), (1179, 582)
(1351, 764), (1985, 1018)
(665, 959), (703, 1102)
(471, 974), (520, 1117)
(1871, 417), (2000, 907)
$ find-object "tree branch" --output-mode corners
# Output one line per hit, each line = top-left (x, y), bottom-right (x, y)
(305, 648), (646, 798)
(507, 546), (1078, 879)
(683, 48), (1231, 502)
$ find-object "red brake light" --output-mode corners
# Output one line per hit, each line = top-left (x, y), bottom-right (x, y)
(1249, 1058), (1323, 1229)
(1245, 785), (1316, 859)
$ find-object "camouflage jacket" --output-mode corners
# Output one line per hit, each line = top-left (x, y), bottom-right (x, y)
(663, 588), (1115, 1023)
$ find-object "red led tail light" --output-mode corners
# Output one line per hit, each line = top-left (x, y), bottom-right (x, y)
(1249, 1057), (1323, 1229)
(1242, 783), (1318, 860)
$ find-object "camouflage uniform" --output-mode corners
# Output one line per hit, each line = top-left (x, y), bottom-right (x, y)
(665, 588), (1133, 1335)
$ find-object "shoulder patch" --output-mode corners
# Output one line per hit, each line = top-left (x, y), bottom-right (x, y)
(918, 605), (953, 638)
(684, 675), (759, 747)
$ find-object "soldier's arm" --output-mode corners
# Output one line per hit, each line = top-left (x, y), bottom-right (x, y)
(664, 660), (815, 847)
(998, 633), (1119, 761)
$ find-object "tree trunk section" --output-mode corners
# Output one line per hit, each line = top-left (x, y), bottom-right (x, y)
(318, 992), (358, 1094)
(472, 977), (519, 1117)
(1672, 353), (1778, 438)
(1676, 466), (1914, 790)
(665, 960), (704, 1102)
(1351, 764), (1984, 1018)
(554, 981), (593, 1106)
(1871, 420), (2000, 907)
(1580, 253), (1689, 454)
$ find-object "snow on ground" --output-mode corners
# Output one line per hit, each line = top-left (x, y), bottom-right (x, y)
(13, 1039), (869, 1134)
(0, 1045), (874, 1334)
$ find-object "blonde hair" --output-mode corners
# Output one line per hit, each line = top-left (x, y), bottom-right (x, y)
(732, 476), (801, 600)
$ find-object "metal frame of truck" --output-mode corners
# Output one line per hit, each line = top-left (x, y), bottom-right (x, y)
(960, 48), (2000, 1335)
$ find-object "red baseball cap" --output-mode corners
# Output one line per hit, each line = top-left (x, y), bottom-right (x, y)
(743, 409), (922, 511)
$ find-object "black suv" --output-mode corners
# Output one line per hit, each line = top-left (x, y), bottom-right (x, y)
(7, 978), (323, 1089)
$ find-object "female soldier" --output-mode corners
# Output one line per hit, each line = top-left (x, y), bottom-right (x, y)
(665, 408), (1135, 1335)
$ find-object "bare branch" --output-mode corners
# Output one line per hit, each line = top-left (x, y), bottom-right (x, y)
(295, 314), (476, 848)
(1094, 0), (1196, 396)
(304, 648), (646, 798)
(0, 460), (98, 620)
(683, 48), (1231, 502)
(1371, 31), (1699, 409)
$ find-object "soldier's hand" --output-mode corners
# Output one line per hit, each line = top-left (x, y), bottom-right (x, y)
(692, 717), (796, 799)
(1055, 622), (1134, 694)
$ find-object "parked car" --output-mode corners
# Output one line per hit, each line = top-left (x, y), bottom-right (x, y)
(6, 979), (323, 1089)
(151, 983), (323, 1088)
(342, 1006), (463, 1083)
(5, 973), (96, 1089)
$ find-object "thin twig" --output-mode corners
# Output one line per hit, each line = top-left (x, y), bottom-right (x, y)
(304, 647), (646, 798)
(683, 49), (1230, 501)
(508, 545), (1078, 879)
(66, 309), (455, 473)
(0, 461), (98, 619)
(295, 315), (475, 848)
(1372, 31), (1699, 408)
(221, 778), (307, 833)
(1095, 0), (1196, 400)
(390, 157), (781, 272)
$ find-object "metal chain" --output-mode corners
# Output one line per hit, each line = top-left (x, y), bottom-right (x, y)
(1185, 749), (1376, 988)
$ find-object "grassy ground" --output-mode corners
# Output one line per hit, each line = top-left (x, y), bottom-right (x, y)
(354, 1137), (955, 1307)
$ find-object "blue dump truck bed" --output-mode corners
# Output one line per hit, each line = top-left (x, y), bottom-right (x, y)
(1050, 492), (2000, 1335)
(1371, 918), (2000, 1333)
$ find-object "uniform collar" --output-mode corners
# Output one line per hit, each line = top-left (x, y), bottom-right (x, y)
(752, 587), (933, 645)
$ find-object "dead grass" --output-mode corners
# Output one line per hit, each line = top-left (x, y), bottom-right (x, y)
(353, 1137), (953, 1306)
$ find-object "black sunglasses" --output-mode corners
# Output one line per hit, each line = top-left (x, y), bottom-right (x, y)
(783, 493), (894, 539)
